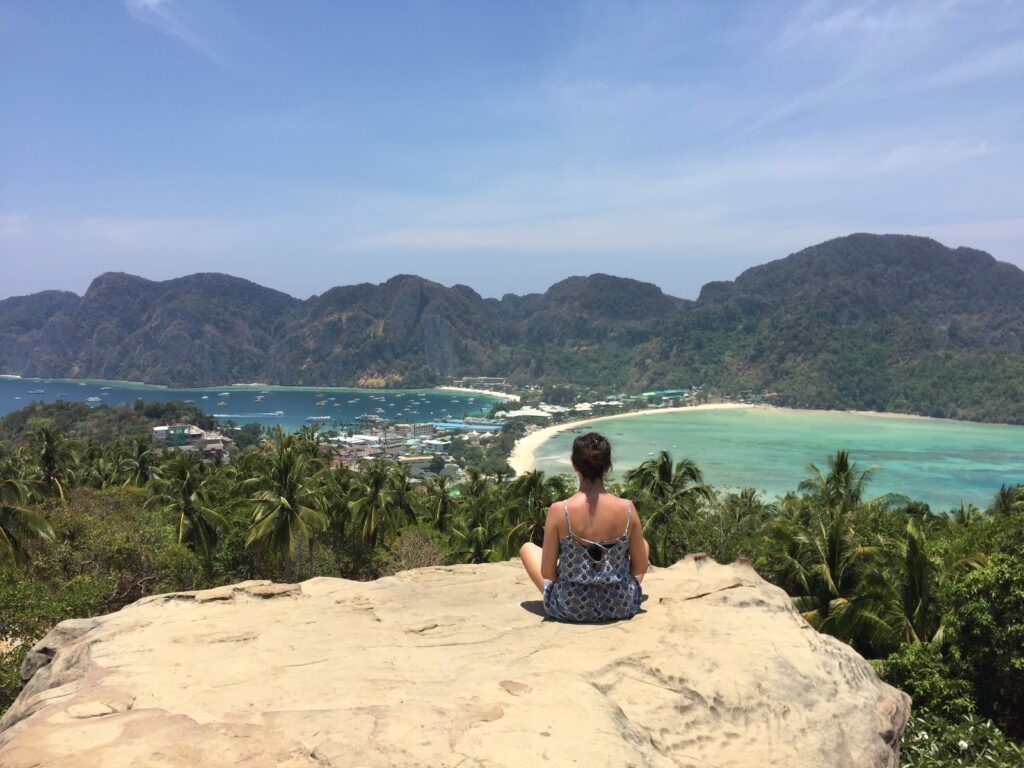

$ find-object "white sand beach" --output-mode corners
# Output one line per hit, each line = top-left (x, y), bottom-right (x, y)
(436, 385), (520, 402)
(507, 402), (757, 475)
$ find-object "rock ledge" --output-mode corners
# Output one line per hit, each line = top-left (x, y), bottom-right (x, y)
(0, 556), (909, 767)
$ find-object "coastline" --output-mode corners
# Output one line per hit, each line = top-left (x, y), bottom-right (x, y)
(507, 403), (756, 475)
(505, 402), (996, 476)
(435, 385), (520, 402)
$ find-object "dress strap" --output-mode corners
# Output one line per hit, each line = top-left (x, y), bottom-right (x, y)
(563, 500), (573, 534)
(624, 501), (632, 537)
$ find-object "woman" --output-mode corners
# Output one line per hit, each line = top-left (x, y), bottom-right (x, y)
(519, 432), (649, 621)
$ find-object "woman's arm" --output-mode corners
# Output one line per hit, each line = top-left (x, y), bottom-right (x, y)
(627, 503), (650, 582)
(540, 503), (561, 582)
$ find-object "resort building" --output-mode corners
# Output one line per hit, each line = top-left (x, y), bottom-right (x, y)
(152, 423), (233, 460)
(452, 376), (508, 389)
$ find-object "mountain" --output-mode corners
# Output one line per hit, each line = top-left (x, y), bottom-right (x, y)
(2, 234), (1023, 422)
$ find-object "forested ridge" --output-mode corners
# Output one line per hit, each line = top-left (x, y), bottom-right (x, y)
(1, 404), (1023, 765)
(2, 233), (1024, 422)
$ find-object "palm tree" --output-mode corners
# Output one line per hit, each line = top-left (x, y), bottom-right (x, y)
(0, 477), (56, 569)
(147, 452), (226, 574)
(767, 498), (885, 643)
(952, 502), (984, 526)
(624, 451), (711, 566)
(798, 450), (878, 514)
(319, 464), (358, 568)
(448, 491), (505, 563)
(349, 458), (414, 577)
(705, 487), (776, 563)
(504, 470), (571, 548)
(990, 484), (1024, 515)
(123, 438), (161, 486)
(461, 467), (491, 501)
(294, 424), (327, 459)
(421, 474), (459, 533)
(33, 427), (76, 499)
(243, 437), (327, 581)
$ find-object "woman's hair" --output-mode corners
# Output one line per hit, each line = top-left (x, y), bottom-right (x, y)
(571, 432), (612, 481)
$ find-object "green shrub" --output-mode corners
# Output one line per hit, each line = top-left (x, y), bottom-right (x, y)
(901, 712), (1023, 768)
(945, 554), (1024, 739)
(879, 642), (975, 720)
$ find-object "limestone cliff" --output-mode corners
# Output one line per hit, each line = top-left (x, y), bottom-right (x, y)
(0, 556), (909, 767)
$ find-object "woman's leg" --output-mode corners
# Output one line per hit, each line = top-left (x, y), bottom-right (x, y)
(519, 542), (545, 593)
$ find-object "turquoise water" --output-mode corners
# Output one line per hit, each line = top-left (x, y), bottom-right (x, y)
(0, 376), (502, 433)
(531, 407), (1024, 512)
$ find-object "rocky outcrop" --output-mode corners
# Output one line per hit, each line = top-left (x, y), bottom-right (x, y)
(0, 557), (910, 767)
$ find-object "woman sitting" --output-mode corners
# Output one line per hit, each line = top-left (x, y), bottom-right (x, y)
(519, 432), (649, 622)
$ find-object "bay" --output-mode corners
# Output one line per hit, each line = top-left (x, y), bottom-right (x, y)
(530, 407), (1024, 512)
(0, 376), (502, 433)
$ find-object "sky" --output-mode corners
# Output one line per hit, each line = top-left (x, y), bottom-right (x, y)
(1, 0), (1023, 301)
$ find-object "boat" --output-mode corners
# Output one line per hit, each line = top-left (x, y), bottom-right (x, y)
(13, 396), (21, 400)
(184, 399), (195, 404)
(217, 401), (227, 406)
(56, 392), (67, 397)
(306, 415), (331, 422)
(271, 410), (284, 416)
(86, 396), (102, 403)
(201, 395), (209, 400)
(28, 389), (44, 394)
(100, 386), (112, 391)
(254, 395), (265, 402)
(316, 400), (327, 407)
(218, 392), (230, 397)
(78, 382), (86, 386)
(347, 399), (359, 403)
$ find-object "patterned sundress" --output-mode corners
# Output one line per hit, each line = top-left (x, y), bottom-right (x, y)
(542, 500), (643, 622)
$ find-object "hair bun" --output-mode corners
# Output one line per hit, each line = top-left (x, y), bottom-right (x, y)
(571, 432), (612, 482)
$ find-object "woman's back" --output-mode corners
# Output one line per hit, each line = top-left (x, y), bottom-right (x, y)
(518, 431), (649, 622)
(542, 491), (645, 621)
(559, 491), (633, 544)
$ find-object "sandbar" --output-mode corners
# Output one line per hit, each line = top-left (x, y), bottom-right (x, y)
(508, 402), (755, 475)
(436, 385), (520, 402)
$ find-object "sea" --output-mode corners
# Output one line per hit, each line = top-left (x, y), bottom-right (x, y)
(0, 376), (503, 433)
(529, 407), (1024, 512)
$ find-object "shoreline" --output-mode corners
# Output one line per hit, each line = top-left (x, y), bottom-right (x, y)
(508, 403), (755, 475)
(435, 385), (519, 402)
(506, 402), (1003, 476)
(0, 374), (517, 400)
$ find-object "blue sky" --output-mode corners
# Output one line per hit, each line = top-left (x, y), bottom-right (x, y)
(1, 1), (1022, 300)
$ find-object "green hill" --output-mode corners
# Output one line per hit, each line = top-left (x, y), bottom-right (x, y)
(2, 233), (1023, 422)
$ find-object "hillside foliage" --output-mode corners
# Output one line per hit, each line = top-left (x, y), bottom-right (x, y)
(3, 234), (1024, 422)
(1, 412), (1023, 764)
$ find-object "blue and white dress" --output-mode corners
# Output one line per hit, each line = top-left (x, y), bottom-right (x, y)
(543, 500), (643, 622)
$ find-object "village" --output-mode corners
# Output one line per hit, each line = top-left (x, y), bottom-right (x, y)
(146, 380), (745, 481)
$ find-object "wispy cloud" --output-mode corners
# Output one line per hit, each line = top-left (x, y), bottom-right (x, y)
(123, 0), (219, 61)
(922, 38), (1024, 88)
(776, 0), (957, 47)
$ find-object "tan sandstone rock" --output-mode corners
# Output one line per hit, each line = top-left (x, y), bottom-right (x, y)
(0, 556), (909, 767)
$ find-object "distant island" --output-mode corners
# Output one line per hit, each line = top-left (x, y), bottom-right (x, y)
(2, 233), (1024, 424)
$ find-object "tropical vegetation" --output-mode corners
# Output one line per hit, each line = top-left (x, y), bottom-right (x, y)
(0, 408), (1022, 765)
